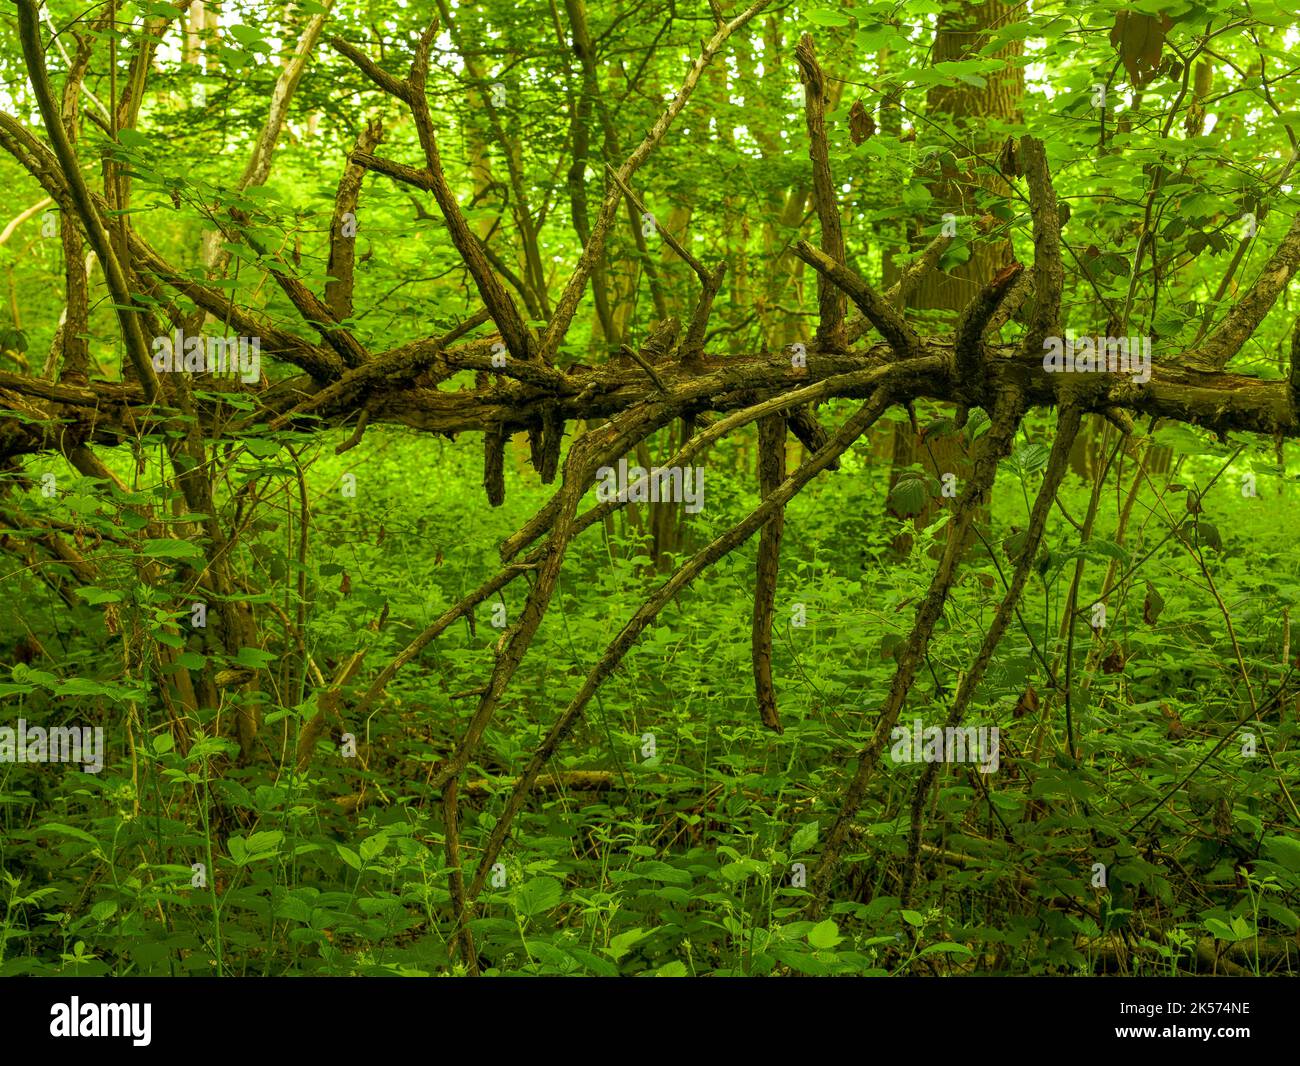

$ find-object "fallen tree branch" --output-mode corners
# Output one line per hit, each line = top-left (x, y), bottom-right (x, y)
(467, 387), (897, 905)
(808, 382), (1028, 916)
(901, 404), (1082, 904)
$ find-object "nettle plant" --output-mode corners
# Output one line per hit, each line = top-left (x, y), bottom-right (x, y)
(0, 0), (1297, 975)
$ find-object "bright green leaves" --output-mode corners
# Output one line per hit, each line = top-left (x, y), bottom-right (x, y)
(790, 820), (819, 854)
(228, 831), (284, 867)
(511, 876), (563, 919)
(806, 9), (853, 28)
(808, 918), (842, 949)
(600, 927), (651, 963)
(140, 538), (206, 562)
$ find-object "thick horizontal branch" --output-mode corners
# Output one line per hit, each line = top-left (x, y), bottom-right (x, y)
(3, 339), (1300, 462)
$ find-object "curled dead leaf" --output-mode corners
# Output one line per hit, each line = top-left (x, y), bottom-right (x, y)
(1014, 682), (1040, 719)
(1159, 701), (1185, 738)
(1213, 796), (1232, 838)
(848, 99), (876, 145)
(1109, 11), (1174, 88)
(1143, 582), (1164, 625)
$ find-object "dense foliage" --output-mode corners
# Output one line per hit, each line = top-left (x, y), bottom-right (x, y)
(0, 0), (1297, 976)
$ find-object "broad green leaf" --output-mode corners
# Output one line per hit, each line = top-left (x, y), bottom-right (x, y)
(141, 538), (205, 561)
(360, 833), (388, 861)
(790, 820), (819, 854)
(513, 876), (563, 918)
(808, 919), (842, 950)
